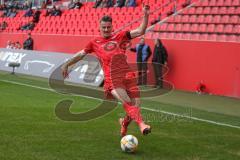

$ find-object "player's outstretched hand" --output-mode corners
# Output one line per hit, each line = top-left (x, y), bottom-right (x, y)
(143, 4), (150, 16)
(61, 64), (69, 79)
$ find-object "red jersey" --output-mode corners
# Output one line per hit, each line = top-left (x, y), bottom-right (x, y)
(83, 30), (132, 83)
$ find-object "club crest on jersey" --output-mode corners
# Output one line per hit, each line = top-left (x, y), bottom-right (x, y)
(103, 41), (118, 51)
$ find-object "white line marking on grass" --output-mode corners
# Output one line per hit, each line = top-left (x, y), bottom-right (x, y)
(1, 79), (240, 130)
(142, 107), (240, 129)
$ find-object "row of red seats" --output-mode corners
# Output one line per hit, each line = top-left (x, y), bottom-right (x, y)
(150, 32), (240, 42)
(196, 0), (240, 7)
(155, 23), (240, 34)
(167, 15), (240, 24)
(182, 6), (240, 15)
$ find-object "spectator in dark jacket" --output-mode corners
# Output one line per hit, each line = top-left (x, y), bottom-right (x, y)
(114, 0), (126, 7)
(33, 9), (41, 23)
(152, 39), (168, 88)
(93, 0), (102, 8)
(131, 38), (152, 85)
(23, 33), (34, 50)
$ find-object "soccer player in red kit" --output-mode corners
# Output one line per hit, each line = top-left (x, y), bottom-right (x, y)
(61, 5), (151, 136)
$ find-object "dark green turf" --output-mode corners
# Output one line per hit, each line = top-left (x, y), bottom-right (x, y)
(0, 72), (240, 160)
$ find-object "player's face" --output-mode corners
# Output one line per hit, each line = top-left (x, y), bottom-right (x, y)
(100, 21), (113, 38)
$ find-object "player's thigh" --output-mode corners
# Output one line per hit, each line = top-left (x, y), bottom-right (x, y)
(111, 88), (131, 103)
(130, 97), (140, 107)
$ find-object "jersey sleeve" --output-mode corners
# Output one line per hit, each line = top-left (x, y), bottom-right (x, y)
(118, 30), (132, 41)
(83, 40), (94, 53)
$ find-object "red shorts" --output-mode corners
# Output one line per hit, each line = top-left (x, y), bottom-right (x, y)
(104, 72), (140, 99)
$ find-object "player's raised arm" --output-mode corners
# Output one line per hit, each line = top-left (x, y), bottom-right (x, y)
(130, 5), (150, 39)
(61, 50), (87, 78)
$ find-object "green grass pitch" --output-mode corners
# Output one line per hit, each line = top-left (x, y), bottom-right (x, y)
(0, 72), (240, 160)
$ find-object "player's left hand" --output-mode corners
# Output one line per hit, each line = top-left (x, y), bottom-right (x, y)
(143, 4), (150, 16)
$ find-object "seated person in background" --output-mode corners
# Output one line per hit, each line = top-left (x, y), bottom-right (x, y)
(125, 0), (136, 7)
(20, 21), (35, 31)
(68, 0), (75, 9)
(23, 8), (33, 17)
(6, 41), (14, 49)
(22, 1), (32, 10)
(74, 0), (83, 9)
(68, 0), (83, 9)
(0, 21), (8, 31)
(47, 5), (62, 16)
(93, 0), (102, 8)
(114, 0), (125, 7)
(106, 0), (114, 7)
(7, 8), (17, 18)
(15, 41), (22, 49)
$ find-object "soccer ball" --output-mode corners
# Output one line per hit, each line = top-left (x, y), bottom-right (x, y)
(120, 135), (138, 153)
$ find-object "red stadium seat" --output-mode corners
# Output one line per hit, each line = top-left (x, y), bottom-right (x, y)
(209, 0), (217, 6)
(175, 23), (183, 32)
(188, 7), (196, 14)
(227, 7), (235, 14)
(211, 7), (219, 14)
(199, 24), (207, 32)
(166, 33), (175, 39)
(224, 25), (233, 34)
(190, 24), (199, 32)
(190, 33), (200, 40)
(174, 33), (183, 39)
(182, 23), (190, 32)
(212, 15), (221, 23)
(181, 33), (191, 39)
(232, 0), (240, 6)
(189, 15), (197, 23)
(205, 15), (213, 23)
(224, 0), (232, 6)
(203, 7), (211, 14)
(208, 34), (217, 41)
(199, 33), (208, 40)
(216, 0), (224, 6)
(219, 7), (227, 14)
(217, 34), (226, 41)
(167, 16), (174, 23)
(174, 15), (182, 23)
(226, 35), (237, 42)
(198, 0), (209, 6)
(159, 32), (168, 39)
(229, 15), (239, 24)
(232, 25), (240, 34)
(206, 24), (215, 33)
(215, 24), (224, 33)
(196, 7), (203, 14)
(220, 15), (230, 24)
(160, 23), (168, 31)
(181, 15), (189, 23)
(235, 7), (240, 14)
(167, 23), (175, 31)
(196, 15), (205, 23)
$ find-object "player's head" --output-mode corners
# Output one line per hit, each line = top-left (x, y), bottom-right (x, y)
(139, 37), (145, 45)
(100, 15), (113, 38)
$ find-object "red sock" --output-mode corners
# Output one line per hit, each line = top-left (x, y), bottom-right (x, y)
(122, 115), (132, 126)
(123, 102), (143, 125)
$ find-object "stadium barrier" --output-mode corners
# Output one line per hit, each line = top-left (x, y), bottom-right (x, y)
(0, 48), (104, 86)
